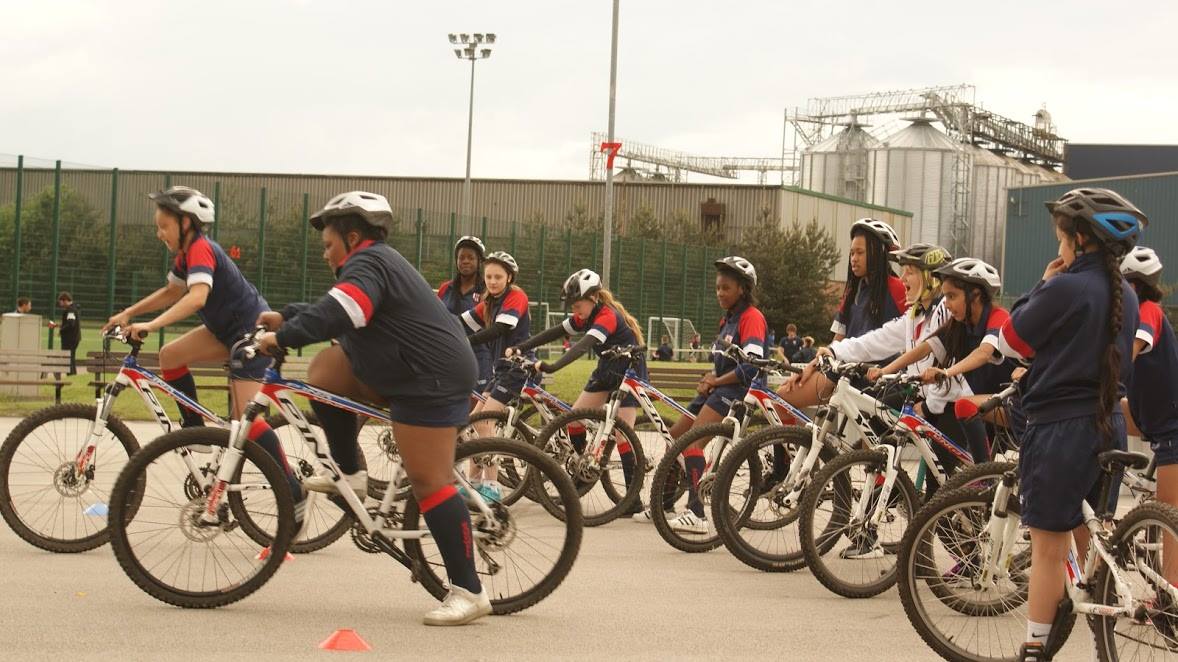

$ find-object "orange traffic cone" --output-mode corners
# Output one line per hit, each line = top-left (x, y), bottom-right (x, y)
(255, 546), (295, 562)
(318, 628), (372, 652)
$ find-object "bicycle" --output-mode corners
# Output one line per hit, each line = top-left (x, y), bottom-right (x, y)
(898, 435), (1178, 661)
(0, 328), (348, 553)
(646, 340), (812, 553)
(107, 328), (583, 613)
(795, 362), (1015, 598)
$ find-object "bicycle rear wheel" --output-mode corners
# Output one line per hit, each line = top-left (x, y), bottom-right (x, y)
(1092, 500), (1178, 661)
(404, 437), (583, 615)
(108, 427), (296, 609)
(460, 409), (537, 506)
(0, 403), (140, 553)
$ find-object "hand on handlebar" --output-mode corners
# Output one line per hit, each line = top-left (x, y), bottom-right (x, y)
(123, 322), (153, 342)
(256, 311), (283, 332)
(920, 367), (948, 384)
(256, 332), (282, 357)
(102, 311), (131, 335)
(1011, 366), (1027, 382)
(866, 367), (884, 382)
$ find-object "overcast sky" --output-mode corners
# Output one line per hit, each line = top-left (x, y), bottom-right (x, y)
(2, 0), (1175, 182)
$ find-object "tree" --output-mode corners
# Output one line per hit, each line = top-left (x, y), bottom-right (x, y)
(626, 203), (662, 239)
(735, 219), (841, 341)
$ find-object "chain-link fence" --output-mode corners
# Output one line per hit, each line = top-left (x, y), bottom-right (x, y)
(0, 156), (732, 349)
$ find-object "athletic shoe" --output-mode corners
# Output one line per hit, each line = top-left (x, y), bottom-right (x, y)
(1018, 642), (1047, 661)
(303, 470), (367, 498)
(839, 531), (884, 559)
(669, 511), (709, 535)
(475, 481), (502, 504)
(292, 492), (308, 539)
(423, 585), (493, 626)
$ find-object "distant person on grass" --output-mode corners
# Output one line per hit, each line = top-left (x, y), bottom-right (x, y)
(48, 291), (81, 374)
(14, 298), (31, 314)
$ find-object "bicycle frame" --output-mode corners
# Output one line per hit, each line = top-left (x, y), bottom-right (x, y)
(493, 376), (573, 439)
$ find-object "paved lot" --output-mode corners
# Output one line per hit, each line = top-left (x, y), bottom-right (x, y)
(0, 418), (1092, 661)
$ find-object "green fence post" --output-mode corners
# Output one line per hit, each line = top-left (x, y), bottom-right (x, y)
(211, 182), (221, 242)
(48, 160), (62, 349)
(481, 216), (488, 242)
(564, 229), (573, 276)
(637, 239), (647, 319)
(12, 155), (22, 306)
(160, 175), (171, 349)
(509, 221), (517, 255)
(679, 244), (688, 348)
(257, 187), (268, 288)
(298, 193), (309, 357)
(613, 239), (622, 297)
(659, 239), (668, 326)
(106, 168), (119, 318)
(448, 213), (456, 253)
(592, 234), (599, 273)
(538, 226), (547, 306)
(697, 247), (708, 330)
(415, 208), (424, 269)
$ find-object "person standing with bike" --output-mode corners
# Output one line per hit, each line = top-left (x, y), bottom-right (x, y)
(506, 268), (648, 512)
(437, 236), (493, 393)
(255, 190), (490, 626)
(463, 251), (532, 501)
(100, 186), (303, 519)
(994, 188), (1145, 661)
(778, 218), (907, 409)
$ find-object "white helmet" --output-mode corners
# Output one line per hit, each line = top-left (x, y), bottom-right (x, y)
(934, 257), (1002, 296)
(714, 256), (757, 286)
(562, 268), (602, 304)
(1121, 246), (1164, 288)
(310, 191), (395, 231)
(485, 251), (519, 279)
(851, 218), (900, 250)
(148, 186), (215, 228)
(454, 235), (486, 260)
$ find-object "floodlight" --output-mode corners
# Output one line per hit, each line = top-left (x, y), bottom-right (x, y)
(481, 49), (491, 58)
(448, 33), (457, 43)
(486, 33), (496, 43)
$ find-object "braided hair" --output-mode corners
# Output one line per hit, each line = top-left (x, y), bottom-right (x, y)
(1055, 214), (1123, 444)
(837, 228), (892, 329)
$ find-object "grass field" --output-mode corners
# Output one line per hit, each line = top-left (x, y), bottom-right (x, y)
(0, 321), (692, 421)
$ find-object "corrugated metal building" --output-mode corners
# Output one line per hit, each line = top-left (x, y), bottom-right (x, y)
(1003, 172), (1178, 305)
(0, 167), (913, 280)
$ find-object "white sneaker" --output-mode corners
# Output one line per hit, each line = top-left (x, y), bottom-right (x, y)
(669, 510), (709, 535)
(423, 585), (493, 626)
(303, 470), (367, 498)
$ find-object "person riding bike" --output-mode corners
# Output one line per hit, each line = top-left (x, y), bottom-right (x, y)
(437, 236), (493, 392)
(100, 185), (303, 523)
(995, 187), (1145, 660)
(255, 190), (489, 626)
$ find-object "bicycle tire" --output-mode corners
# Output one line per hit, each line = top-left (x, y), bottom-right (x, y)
(798, 447), (918, 599)
(403, 436), (583, 615)
(1092, 500), (1178, 661)
(108, 426), (296, 609)
(532, 408), (645, 526)
(263, 414), (353, 553)
(461, 410), (536, 506)
(649, 422), (746, 553)
(0, 403), (141, 553)
(710, 424), (827, 573)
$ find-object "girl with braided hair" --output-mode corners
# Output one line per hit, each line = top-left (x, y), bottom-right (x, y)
(994, 188), (1146, 660)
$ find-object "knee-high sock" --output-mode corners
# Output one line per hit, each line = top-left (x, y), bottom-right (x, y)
(618, 439), (636, 488)
(420, 486), (481, 594)
(954, 400), (991, 464)
(569, 422), (586, 455)
(309, 399), (361, 474)
(683, 449), (707, 518)
(163, 367), (204, 428)
(248, 419), (302, 502)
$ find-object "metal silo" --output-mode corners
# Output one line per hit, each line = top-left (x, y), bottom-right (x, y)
(967, 146), (1016, 265)
(800, 122), (880, 202)
(868, 118), (960, 247)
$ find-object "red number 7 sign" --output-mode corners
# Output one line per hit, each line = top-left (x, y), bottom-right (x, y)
(600, 142), (622, 170)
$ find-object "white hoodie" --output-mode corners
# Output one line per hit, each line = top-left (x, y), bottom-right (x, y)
(829, 299), (972, 415)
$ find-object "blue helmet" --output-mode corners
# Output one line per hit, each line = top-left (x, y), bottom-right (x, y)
(1046, 188), (1148, 256)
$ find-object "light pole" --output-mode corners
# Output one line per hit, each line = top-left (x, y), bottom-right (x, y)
(449, 32), (495, 234)
(601, 1), (619, 289)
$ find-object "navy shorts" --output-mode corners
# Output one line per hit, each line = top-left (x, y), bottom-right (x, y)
(388, 394), (470, 428)
(1019, 413), (1127, 532)
(1151, 436), (1178, 467)
(687, 384), (746, 417)
(485, 368), (526, 406)
(584, 358), (648, 408)
(215, 326), (272, 380)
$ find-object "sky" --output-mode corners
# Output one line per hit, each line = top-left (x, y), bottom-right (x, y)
(2, 0), (1175, 182)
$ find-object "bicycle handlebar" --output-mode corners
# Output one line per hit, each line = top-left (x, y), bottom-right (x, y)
(713, 338), (800, 374)
(597, 345), (647, 361)
(976, 382), (1019, 417)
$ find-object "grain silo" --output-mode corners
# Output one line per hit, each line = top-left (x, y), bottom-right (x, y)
(867, 118), (960, 246)
(800, 121), (880, 202)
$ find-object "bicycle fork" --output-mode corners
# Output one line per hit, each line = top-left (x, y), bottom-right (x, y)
(861, 444), (900, 530)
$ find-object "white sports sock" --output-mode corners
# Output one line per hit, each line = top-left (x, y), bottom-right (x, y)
(1026, 619), (1051, 646)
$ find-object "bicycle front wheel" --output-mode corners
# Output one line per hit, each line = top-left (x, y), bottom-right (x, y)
(108, 427), (296, 609)
(265, 414), (353, 553)
(649, 422), (745, 554)
(0, 403), (140, 553)
(460, 410), (537, 506)
(403, 436), (583, 615)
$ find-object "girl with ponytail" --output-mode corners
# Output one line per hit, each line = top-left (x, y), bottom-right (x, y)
(993, 188), (1146, 660)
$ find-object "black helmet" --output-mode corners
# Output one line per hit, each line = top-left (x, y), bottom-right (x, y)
(889, 243), (952, 270)
(1045, 188), (1148, 256)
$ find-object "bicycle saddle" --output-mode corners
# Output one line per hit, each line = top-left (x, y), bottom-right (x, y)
(1097, 449), (1150, 473)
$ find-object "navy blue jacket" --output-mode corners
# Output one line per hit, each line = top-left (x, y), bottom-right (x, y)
(1129, 300), (1178, 439)
(832, 275), (908, 339)
(169, 236), (269, 343)
(998, 252), (1139, 425)
(277, 241), (477, 402)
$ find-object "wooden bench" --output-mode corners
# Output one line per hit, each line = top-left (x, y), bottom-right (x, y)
(82, 350), (313, 398)
(0, 349), (73, 403)
(646, 364), (709, 397)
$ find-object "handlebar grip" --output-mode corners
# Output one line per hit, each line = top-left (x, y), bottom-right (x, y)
(135, 329), (149, 340)
(976, 395), (1004, 416)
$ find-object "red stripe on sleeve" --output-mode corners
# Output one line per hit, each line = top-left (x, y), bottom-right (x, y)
(594, 307), (619, 335)
(335, 282), (374, 323)
(1141, 301), (1164, 337)
(505, 288), (529, 315)
(1000, 318), (1034, 358)
(186, 237), (216, 271)
(986, 307), (1011, 333)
